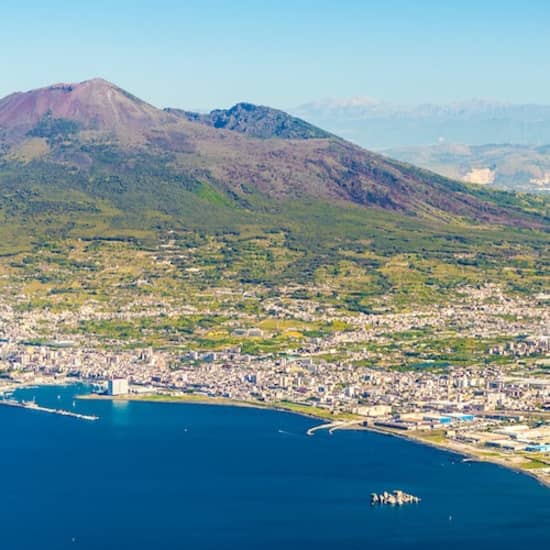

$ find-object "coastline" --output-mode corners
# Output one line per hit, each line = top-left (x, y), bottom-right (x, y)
(79, 390), (550, 489)
(77, 392), (345, 421)
(368, 425), (550, 490)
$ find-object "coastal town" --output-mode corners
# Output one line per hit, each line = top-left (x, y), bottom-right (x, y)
(2, 3), (550, 547)
(1, 279), (549, 485)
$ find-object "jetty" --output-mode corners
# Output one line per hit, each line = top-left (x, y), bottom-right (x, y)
(307, 419), (364, 436)
(371, 490), (421, 506)
(0, 399), (99, 421)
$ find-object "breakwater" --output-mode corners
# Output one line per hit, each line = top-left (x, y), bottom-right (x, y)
(0, 399), (98, 421)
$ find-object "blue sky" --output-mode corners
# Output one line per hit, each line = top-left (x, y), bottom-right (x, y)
(1, 0), (549, 110)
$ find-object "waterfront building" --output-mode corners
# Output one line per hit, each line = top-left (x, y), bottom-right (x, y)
(108, 378), (129, 396)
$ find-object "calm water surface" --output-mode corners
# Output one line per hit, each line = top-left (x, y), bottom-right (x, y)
(0, 384), (548, 549)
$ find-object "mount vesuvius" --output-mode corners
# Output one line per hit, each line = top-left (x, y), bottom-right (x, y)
(0, 78), (547, 262)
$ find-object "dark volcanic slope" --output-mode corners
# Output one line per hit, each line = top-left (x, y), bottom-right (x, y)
(165, 103), (333, 139)
(0, 78), (546, 229)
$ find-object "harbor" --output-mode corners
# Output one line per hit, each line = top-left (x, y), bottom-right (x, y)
(0, 398), (99, 421)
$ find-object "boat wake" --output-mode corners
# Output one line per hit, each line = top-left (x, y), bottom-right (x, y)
(277, 429), (299, 437)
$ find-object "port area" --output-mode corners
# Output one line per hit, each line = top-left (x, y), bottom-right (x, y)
(0, 399), (98, 421)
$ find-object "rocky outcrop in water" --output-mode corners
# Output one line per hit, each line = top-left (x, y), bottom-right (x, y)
(371, 490), (421, 506)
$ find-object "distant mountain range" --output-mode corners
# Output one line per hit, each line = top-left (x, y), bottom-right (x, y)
(292, 97), (550, 149)
(0, 78), (547, 259)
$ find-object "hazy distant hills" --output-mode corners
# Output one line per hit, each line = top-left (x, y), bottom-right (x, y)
(0, 78), (547, 257)
(292, 97), (550, 149)
(387, 143), (550, 194)
(291, 97), (550, 194)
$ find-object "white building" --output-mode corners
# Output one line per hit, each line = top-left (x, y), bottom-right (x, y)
(108, 378), (129, 396)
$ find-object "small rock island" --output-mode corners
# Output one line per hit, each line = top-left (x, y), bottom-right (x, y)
(371, 490), (421, 506)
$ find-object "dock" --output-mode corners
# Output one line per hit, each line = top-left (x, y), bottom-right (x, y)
(0, 399), (99, 421)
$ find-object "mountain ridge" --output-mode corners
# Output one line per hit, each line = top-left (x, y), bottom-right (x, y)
(0, 78), (174, 139)
(0, 78), (547, 239)
(166, 103), (332, 140)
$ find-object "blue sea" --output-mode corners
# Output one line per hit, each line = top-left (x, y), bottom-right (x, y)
(0, 384), (548, 549)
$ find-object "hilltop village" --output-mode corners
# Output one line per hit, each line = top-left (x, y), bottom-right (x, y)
(1, 279), (549, 483)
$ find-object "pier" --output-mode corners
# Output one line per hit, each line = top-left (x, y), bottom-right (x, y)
(0, 399), (99, 421)
(306, 419), (364, 436)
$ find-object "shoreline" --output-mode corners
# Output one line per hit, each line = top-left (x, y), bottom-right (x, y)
(367, 425), (550, 490)
(79, 390), (550, 489)
(77, 392), (344, 421)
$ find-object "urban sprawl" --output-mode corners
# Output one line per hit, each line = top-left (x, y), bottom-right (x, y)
(1, 283), (549, 484)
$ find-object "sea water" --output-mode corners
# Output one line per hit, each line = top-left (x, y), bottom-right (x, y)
(0, 384), (548, 549)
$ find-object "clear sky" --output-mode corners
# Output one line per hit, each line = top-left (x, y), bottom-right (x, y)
(1, 0), (549, 110)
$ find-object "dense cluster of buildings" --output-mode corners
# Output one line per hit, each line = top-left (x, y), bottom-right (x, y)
(1, 336), (549, 454)
(489, 336), (549, 357)
(0, 284), (548, 463)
